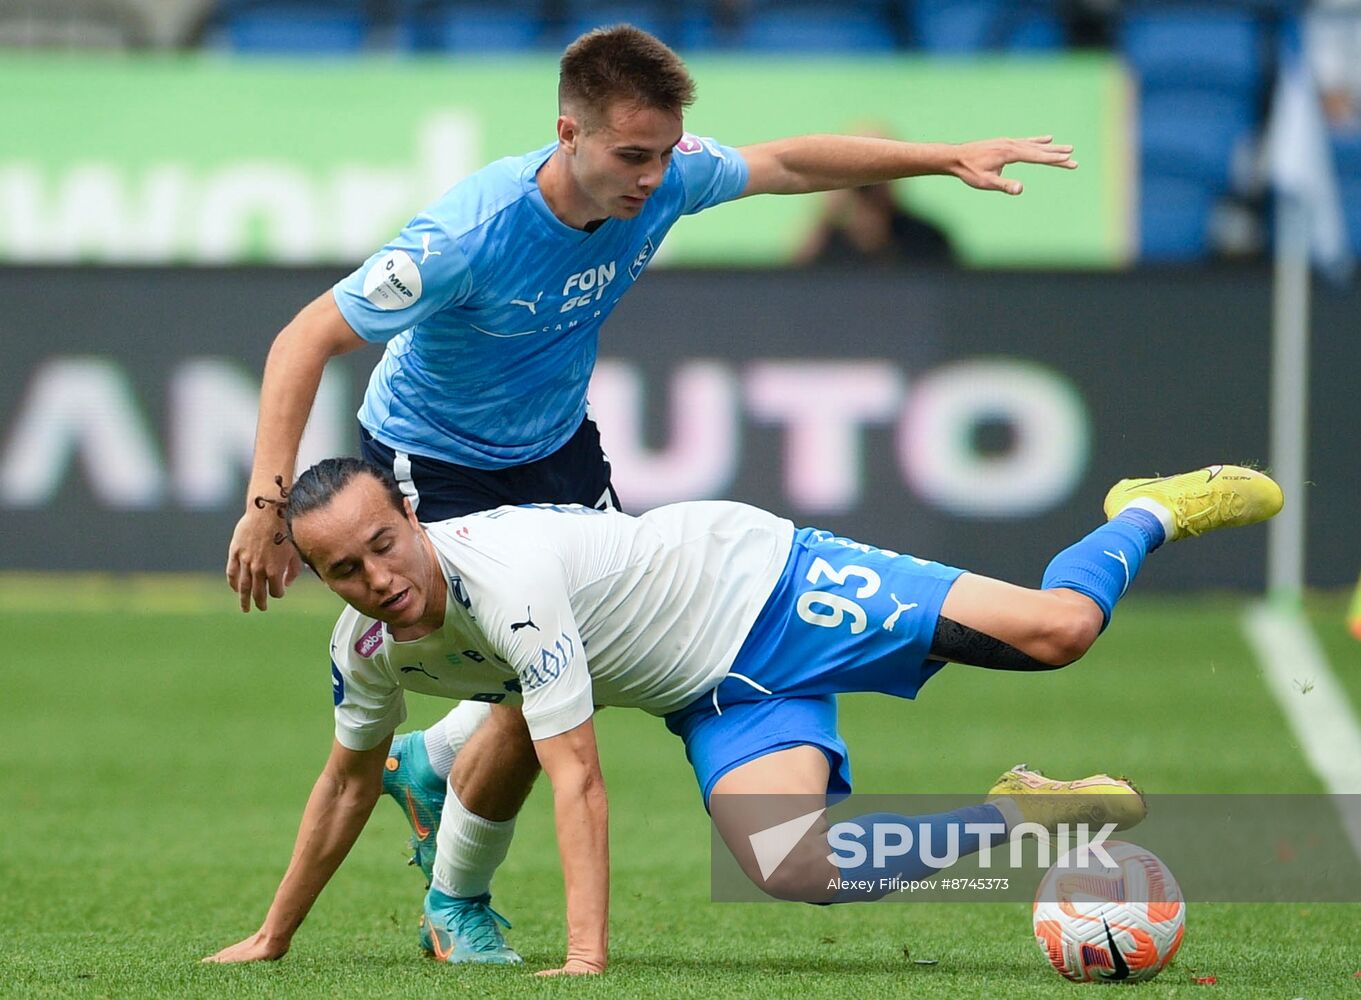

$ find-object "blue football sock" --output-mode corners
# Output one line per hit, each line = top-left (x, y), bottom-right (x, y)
(1040, 510), (1164, 628)
(831, 804), (1009, 902)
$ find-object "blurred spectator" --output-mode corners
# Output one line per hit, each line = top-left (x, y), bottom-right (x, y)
(795, 181), (956, 267)
(1305, 0), (1361, 129)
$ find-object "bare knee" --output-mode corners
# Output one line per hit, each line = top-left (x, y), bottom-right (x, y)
(737, 840), (835, 903)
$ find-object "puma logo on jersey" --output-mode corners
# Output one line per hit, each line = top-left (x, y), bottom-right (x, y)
(882, 594), (918, 632)
(511, 291), (543, 315)
(511, 607), (539, 633)
(419, 233), (442, 265)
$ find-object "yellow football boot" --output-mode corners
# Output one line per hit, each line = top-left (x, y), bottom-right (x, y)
(988, 764), (1147, 831)
(1103, 464), (1283, 541)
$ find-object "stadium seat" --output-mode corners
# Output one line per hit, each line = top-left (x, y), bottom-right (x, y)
(213, 0), (369, 53)
(398, 0), (546, 52)
(1140, 174), (1215, 261)
(1118, 8), (1263, 93)
(736, 3), (898, 53)
(1139, 89), (1255, 188)
(904, 0), (1063, 53)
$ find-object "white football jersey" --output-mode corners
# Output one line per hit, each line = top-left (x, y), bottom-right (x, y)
(331, 500), (794, 746)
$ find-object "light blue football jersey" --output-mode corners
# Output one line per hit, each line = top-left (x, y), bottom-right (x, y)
(333, 135), (749, 469)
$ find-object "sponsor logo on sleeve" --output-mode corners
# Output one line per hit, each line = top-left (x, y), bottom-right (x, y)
(521, 632), (574, 691)
(675, 133), (722, 158)
(354, 621), (384, 658)
(362, 249), (423, 310)
(331, 660), (345, 706)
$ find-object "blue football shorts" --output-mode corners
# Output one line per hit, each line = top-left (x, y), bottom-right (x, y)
(664, 526), (966, 808)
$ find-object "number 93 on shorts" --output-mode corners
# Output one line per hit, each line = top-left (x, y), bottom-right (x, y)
(714, 527), (967, 707)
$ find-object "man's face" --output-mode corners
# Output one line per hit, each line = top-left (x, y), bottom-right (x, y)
(292, 475), (436, 631)
(561, 100), (684, 219)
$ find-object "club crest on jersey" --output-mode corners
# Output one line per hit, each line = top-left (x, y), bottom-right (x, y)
(354, 621), (384, 657)
(629, 238), (655, 279)
(362, 249), (422, 310)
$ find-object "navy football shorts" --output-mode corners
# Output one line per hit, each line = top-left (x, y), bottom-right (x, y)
(359, 417), (620, 521)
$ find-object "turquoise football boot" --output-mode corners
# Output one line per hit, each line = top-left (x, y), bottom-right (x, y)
(421, 888), (523, 964)
(382, 731), (446, 885)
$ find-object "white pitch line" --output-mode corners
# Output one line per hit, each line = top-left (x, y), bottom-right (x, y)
(1242, 602), (1361, 860)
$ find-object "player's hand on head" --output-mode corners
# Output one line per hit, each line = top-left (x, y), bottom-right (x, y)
(202, 931), (289, 963)
(535, 958), (605, 977)
(226, 506), (303, 613)
(952, 135), (1077, 196)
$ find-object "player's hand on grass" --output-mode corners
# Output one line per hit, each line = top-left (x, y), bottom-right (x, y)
(951, 135), (1077, 195)
(535, 957), (606, 977)
(226, 503), (302, 613)
(202, 931), (289, 963)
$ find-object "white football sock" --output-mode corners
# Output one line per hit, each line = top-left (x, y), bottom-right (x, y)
(431, 790), (515, 899)
(423, 701), (493, 780)
(1118, 497), (1176, 540)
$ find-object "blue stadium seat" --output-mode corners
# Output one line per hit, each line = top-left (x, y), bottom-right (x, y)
(215, 1), (368, 53)
(398, 1), (546, 51)
(737, 4), (898, 53)
(1139, 89), (1254, 188)
(1140, 174), (1215, 261)
(1119, 9), (1263, 93)
(905, 0), (1062, 53)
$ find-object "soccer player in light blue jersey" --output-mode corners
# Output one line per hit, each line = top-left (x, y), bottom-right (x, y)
(223, 25), (1080, 963)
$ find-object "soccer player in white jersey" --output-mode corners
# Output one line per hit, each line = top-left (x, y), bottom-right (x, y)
(205, 458), (1282, 973)
(221, 25), (1083, 959)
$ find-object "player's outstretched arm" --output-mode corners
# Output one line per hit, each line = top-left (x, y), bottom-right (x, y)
(203, 737), (389, 963)
(226, 292), (368, 613)
(738, 134), (1077, 198)
(533, 718), (609, 977)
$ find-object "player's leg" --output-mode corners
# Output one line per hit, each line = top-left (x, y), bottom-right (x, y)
(382, 702), (492, 884)
(933, 464), (1283, 671)
(709, 744), (838, 902)
(422, 705), (539, 965)
(708, 743), (1146, 905)
(702, 718), (1039, 903)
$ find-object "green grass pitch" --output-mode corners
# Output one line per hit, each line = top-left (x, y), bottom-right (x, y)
(3, 578), (1360, 998)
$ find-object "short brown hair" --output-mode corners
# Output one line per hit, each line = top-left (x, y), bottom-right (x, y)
(559, 25), (695, 128)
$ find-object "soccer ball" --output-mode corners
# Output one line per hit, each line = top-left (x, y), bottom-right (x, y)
(1032, 841), (1185, 983)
